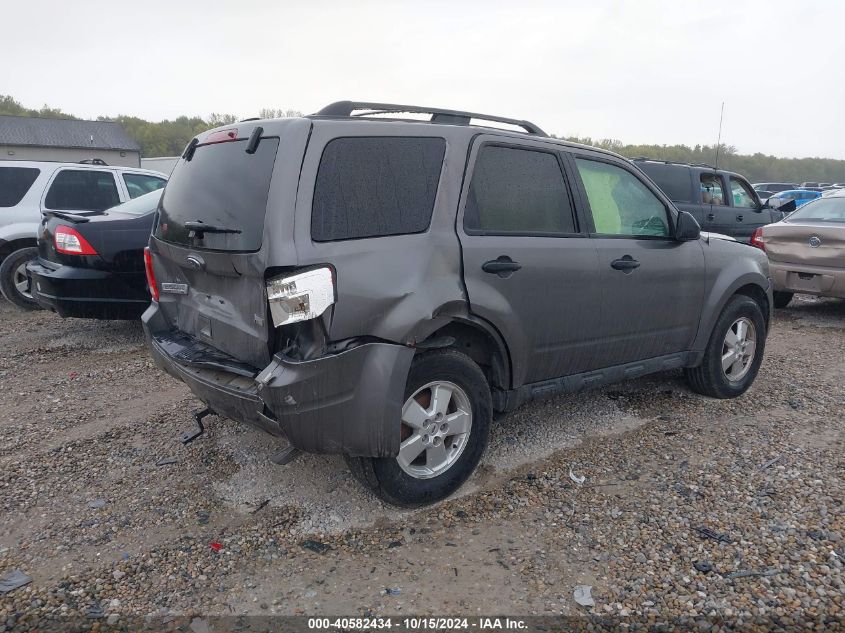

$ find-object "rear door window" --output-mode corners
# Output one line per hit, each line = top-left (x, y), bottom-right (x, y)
(312, 137), (446, 241)
(0, 167), (40, 207)
(44, 170), (120, 211)
(464, 145), (577, 234)
(155, 137), (280, 251)
(123, 173), (167, 199)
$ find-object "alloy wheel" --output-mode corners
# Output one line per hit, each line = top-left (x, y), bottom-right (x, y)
(396, 380), (473, 479)
(14, 262), (33, 300)
(721, 317), (757, 382)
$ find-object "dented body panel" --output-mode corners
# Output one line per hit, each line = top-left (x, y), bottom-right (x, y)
(143, 112), (773, 459)
(764, 220), (845, 298)
(143, 303), (414, 456)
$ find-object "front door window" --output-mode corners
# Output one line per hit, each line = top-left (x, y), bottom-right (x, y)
(701, 173), (725, 206)
(730, 177), (757, 208)
(574, 158), (670, 237)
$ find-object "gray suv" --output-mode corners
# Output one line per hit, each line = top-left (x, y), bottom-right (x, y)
(143, 101), (772, 507)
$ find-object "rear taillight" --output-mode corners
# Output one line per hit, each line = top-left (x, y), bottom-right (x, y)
(266, 267), (335, 327)
(144, 247), (160, 302)
(205, 128), (238, 144)
(750, 227), (766, 252)
(54, 225), (98, 255)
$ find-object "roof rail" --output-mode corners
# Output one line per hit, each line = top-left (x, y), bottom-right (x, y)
(631, 157), (716, 170)
(314, 101), (547, 136)
(79, 158), (108, 165)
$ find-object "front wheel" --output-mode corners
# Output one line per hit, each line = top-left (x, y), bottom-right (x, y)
(0, 247), (42, 311)
(345, 349), (492, 507)
(685, 295), (766, 399)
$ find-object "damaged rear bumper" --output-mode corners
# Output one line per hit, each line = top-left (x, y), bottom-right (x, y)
(142, 304), (414, 457)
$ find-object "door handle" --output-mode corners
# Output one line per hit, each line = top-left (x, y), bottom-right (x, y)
(482, 256), (522, 277)
(707, 213), (715, 221)
(736, 214), (744, 222)
(611, 255), (640, 273)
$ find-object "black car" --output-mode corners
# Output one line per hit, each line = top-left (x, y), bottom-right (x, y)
(632, 159), (784, 242)
(27, 190), (160, 319)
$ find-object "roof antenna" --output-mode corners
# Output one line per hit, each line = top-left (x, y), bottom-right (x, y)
(714, 102), (725, 171)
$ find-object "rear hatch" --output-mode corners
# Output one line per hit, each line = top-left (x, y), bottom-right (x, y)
(148, 120), (309, 370)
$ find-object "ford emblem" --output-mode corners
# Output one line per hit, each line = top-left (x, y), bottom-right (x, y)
(186, 255), (204, 270)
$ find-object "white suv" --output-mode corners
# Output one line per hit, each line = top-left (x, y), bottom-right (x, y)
(0, 160), (167, 309)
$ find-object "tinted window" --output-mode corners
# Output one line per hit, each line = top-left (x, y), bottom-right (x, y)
(312, 137), (445, 242)
(45, 170), (120, 211)
(635, 163), (692, 203)
(787, 197), (845, 222)
(464, 146), (576, 234)
(0, 167), (40, 207)
(730, 177), (757, 208)
(155, 138), (279, 251)
(123, 173), (166, 199)
(575, 158), (670, 237)
(700, 173), (726, 206)
(110, 189), (162, 216)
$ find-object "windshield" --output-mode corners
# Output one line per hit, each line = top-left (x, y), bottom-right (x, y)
(110, 189), (163, 215)
(786, 197), (845, 222)
(154, 137), (279, 251)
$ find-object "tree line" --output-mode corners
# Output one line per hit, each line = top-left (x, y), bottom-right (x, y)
(561, 136), (845, 185)
(2, 95), (843, 183)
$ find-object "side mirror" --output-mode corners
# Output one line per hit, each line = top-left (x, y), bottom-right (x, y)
(675, 210), (701, 242)
(768, 197), (782, 209)
(778, 199), (797, 214)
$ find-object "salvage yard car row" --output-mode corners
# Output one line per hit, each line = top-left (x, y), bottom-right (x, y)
(2, 102), (844, 509)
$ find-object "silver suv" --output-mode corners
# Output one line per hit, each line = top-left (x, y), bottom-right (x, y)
(143, 102), (772, 506)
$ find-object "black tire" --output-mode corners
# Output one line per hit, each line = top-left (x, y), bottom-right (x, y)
(0, 247), (42, 311)
(345, 348), (492, 507)
(685, 294), (766, 399)
(773, 291), (793, 309)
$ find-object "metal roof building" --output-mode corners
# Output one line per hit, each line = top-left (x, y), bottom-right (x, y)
(0, 115), (141, 167)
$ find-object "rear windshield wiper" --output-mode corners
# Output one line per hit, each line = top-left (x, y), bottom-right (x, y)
(184, 221), (242, 239)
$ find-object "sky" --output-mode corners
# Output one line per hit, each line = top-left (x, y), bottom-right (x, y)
(3, 0), (844, 159)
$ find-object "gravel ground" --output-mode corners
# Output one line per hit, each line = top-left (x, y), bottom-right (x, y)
(0, 296), (843, 630)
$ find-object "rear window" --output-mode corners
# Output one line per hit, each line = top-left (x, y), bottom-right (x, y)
(155, 138), (279, 251)
(110, 189), (163, 216)
(45, 170), (120, 211)
(787, 197), (845, 222)
(635, 163), (692, 203)
(0, 167), (40, 207)
(311, 137), (446, 242)
(123, 173), (167, 199)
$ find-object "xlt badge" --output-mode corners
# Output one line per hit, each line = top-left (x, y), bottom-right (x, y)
(161, 282), (189, 295)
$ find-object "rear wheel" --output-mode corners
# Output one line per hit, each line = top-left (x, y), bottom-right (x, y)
(685, 295), (766, 399)
(346, 349), (492, 507)
(773, 291), (793, 309)
(0, 247), (42, 311)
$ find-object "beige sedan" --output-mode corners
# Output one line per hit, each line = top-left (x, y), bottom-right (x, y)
(752, 191), (845, 308)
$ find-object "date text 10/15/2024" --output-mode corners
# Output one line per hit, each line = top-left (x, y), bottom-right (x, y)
(307, 618), (528, 630)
